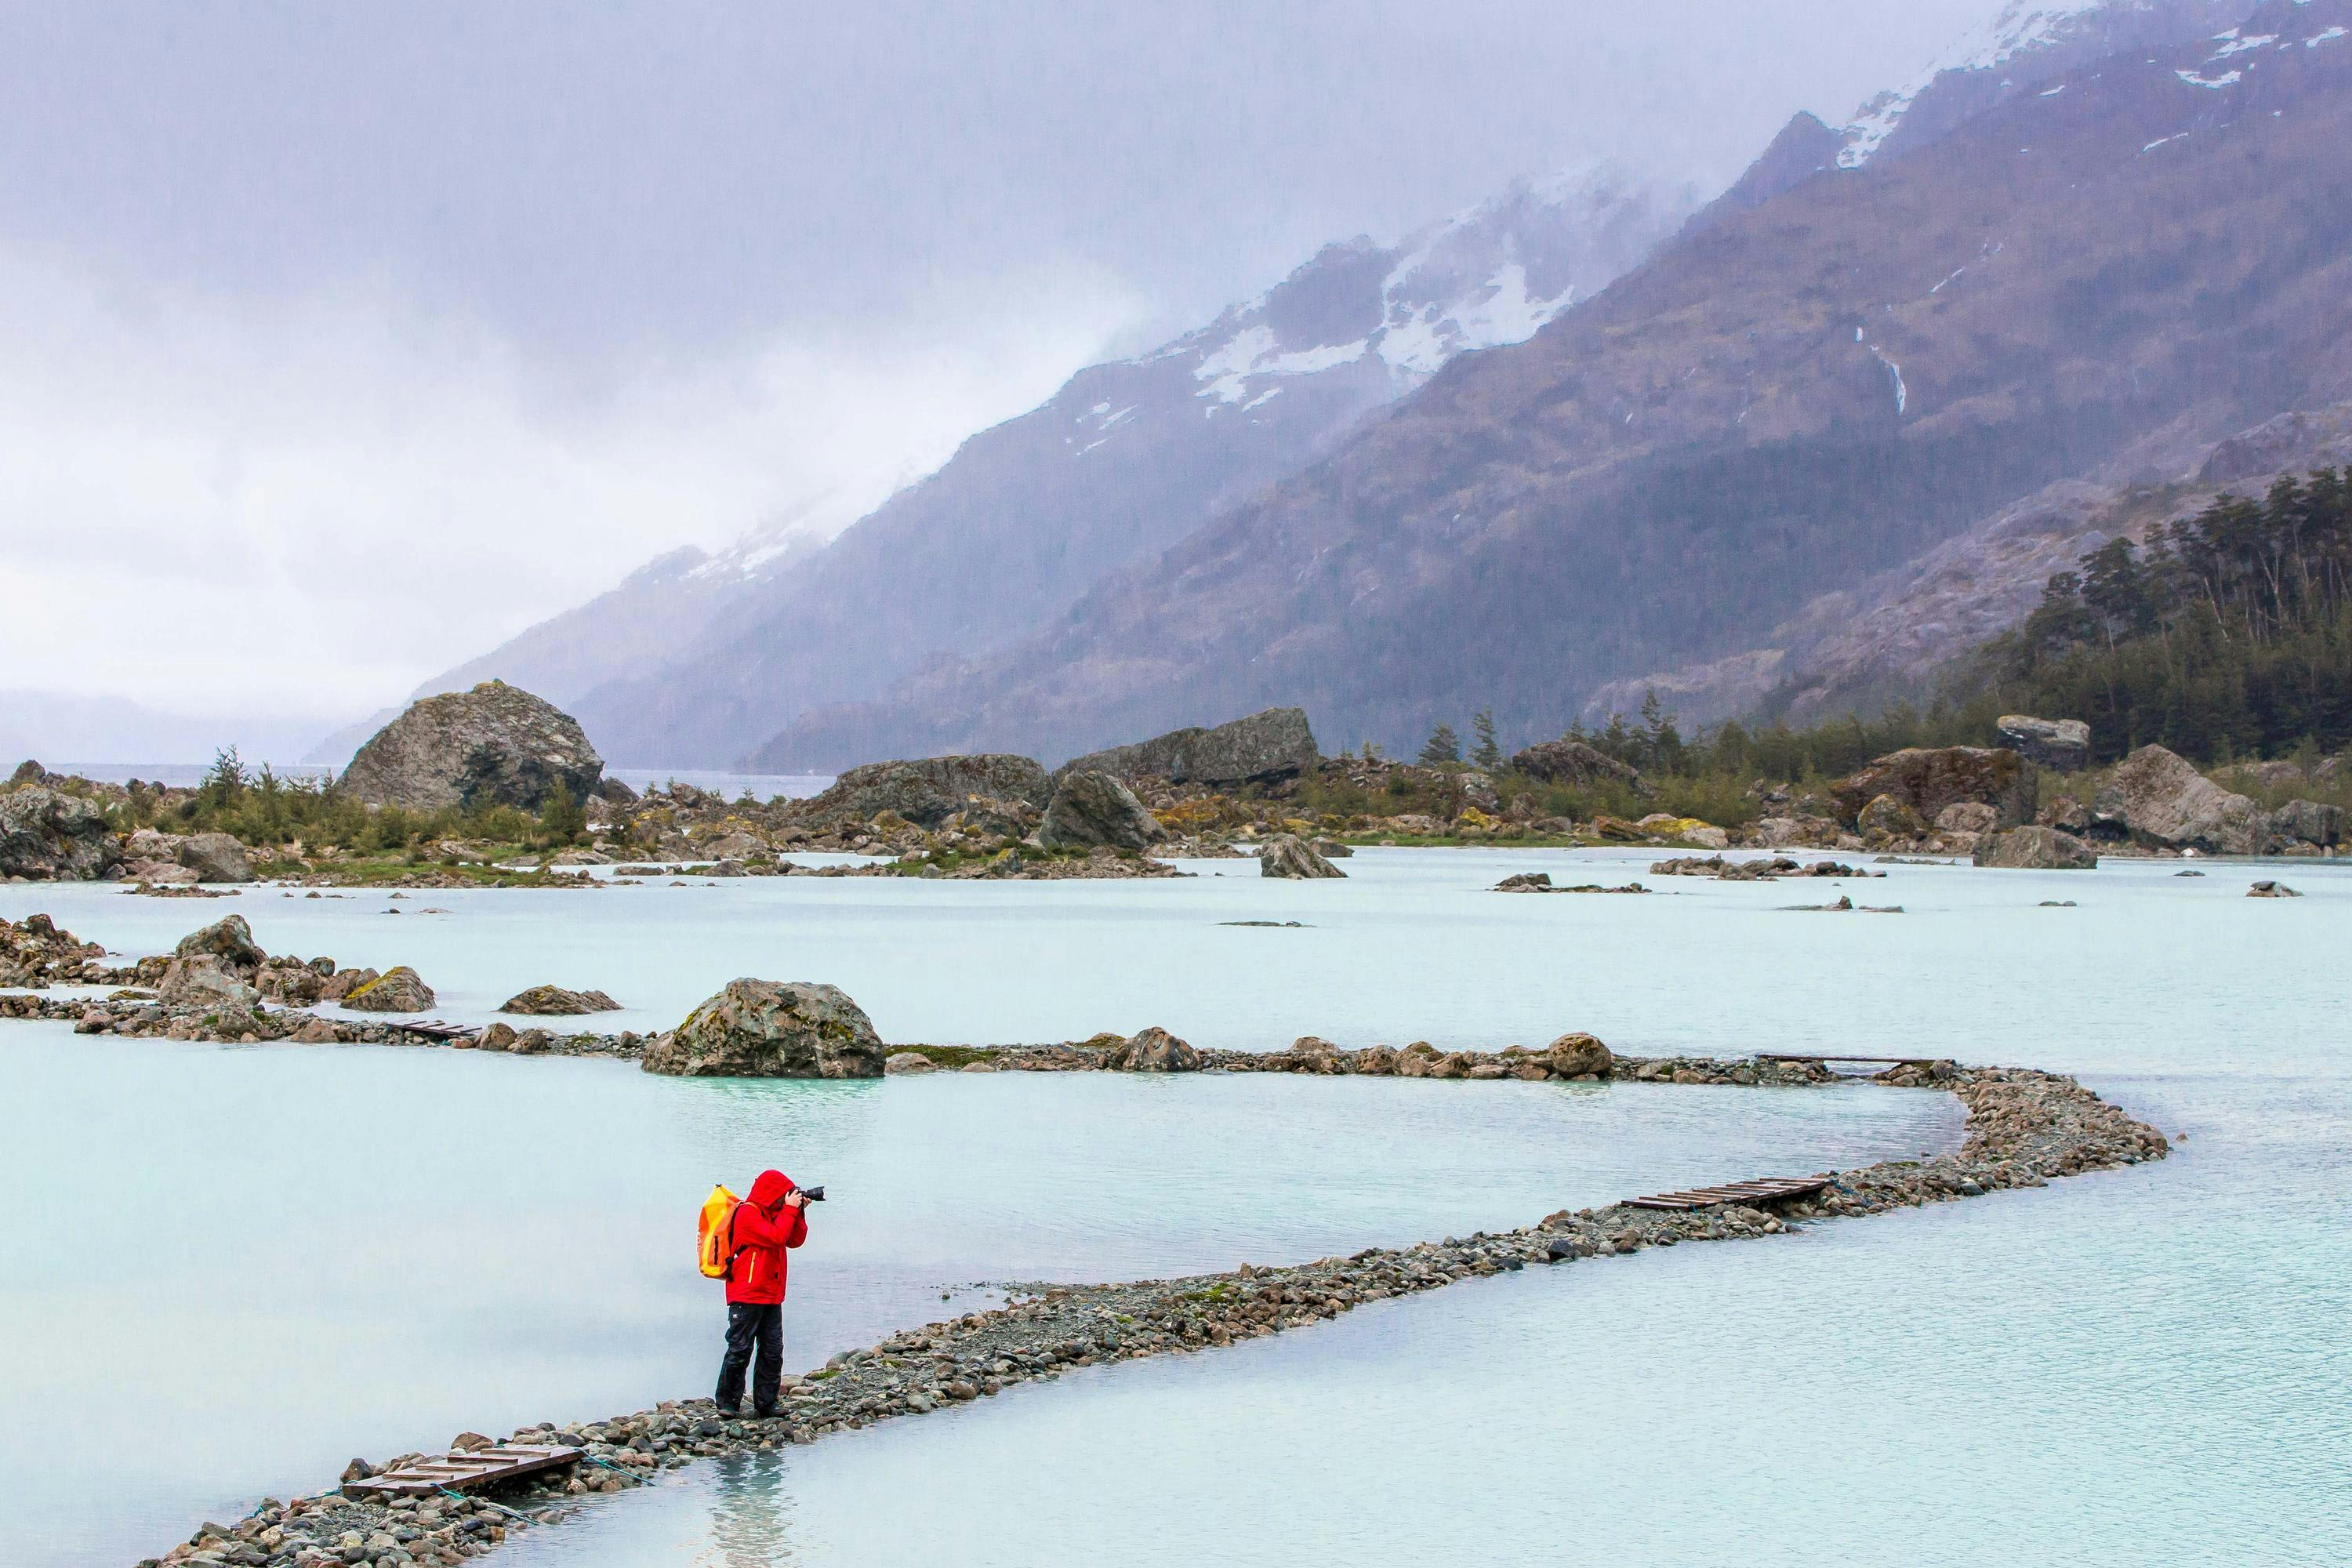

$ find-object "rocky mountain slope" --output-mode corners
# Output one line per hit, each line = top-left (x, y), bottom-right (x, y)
(750, 0), (2352, 768)
(423, 166), (1696, 768)
(1583, 401), (2352, 725)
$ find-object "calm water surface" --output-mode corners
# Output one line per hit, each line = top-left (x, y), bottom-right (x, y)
(5, 849), (2348, 1566)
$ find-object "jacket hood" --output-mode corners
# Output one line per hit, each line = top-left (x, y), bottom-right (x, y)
(747, 1169), (793, 1208)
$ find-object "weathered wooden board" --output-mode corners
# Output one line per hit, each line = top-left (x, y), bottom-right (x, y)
(343, 1443), (581, 1500)
(1624, 1174), (1831, 1211)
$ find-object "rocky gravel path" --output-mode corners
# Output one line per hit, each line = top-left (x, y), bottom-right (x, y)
(130, 1058), (2166, 1568)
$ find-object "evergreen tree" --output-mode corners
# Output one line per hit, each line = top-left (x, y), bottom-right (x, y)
(539, 779), (586, 844)
(1469, 710), (1504, 771)
(1418, 723), (1461, 765)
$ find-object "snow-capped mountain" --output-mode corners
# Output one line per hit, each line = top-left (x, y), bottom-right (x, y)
(422, 162), (1699, 767)
(1838, 0), (2258, 166)
(742, 0), (2352, 768)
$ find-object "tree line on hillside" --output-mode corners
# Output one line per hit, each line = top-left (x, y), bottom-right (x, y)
(1372, 468), (2352, 817)
(1979, 469), (2352, 763)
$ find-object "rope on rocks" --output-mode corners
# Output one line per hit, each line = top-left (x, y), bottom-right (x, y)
(437, 1483), (549, 1523)
(579, 1454), (650, 1488)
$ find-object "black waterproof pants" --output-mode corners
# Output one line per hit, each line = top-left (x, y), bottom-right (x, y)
(717, 1301), (783, 1414)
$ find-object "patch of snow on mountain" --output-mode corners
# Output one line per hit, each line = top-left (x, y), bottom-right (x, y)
(1192, 327), (1370, 404)
(2210, 32), (2278, 55)
(2176, 66), (2244, 85)
(2310, 24), (2348, 45)
(1840, 0), (2106, 167)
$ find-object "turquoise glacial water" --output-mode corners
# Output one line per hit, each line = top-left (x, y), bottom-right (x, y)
(4, 848), (2349, 1565)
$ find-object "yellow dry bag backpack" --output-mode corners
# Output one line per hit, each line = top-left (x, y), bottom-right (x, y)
(697, 1185), (742, 1279)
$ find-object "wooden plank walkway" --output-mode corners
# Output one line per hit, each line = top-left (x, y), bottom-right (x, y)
(1624, 1174), (1831, 1211)
(343, 1443), (581, 1500)
(388, 1018), (480, 1041)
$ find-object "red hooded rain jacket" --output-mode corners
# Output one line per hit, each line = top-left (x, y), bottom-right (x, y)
(724, 1169), (808, 1305)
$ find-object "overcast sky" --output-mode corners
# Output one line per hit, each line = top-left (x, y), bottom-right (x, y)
(0, 0), (2002, 746)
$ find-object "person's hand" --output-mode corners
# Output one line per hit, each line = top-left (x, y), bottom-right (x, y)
(785, 1189), (809, 1210)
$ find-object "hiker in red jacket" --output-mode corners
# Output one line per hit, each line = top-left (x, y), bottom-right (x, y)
(717, 1169), (810, 1417)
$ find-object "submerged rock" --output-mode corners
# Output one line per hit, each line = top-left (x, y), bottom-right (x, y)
(500, 985), (622, 1015)
(1039, 769), (1168, 851)
(1258, 834), (1343, 879)
(0, 786), (122, 881)
(1973, 826), (2098, 869)
(1062, 707), (1319, 786)
(339, 681), (604, 811)
(642, 978), (885, 1078)
(1996, 714), (2092, 772)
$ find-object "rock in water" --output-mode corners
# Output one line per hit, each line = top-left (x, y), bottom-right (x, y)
(1109, 1025), (1200, 1072)
(499, 985), (622, 1015)
(158, 953), (263, 1010)
(1038, 770), (1168, 851)
(884, 1051), (938, 1075)
(175, 915), (267, 968)
(641, 979), (885, 1078)
(0, 786), (122, 881)
(176, 832), (255, 884)
(338, 681), (604, 811)
(1547, 1032), (1615, 1078)
(797, 755), (1052, 829)
(1494, 872), (1554, 891)
(1973, 826), (2099, 869)
(1508, 738), (1648, 794)
(2092, 744), (2266, 855)
(1060, 708), (1319, 786)
(339, 966), (437, 1012)
(1830, 747), (2031, 829)
(1258, 834), (1344, 879)
(2247, 880), (2303, 898)
(1997, 714), (2092, 771)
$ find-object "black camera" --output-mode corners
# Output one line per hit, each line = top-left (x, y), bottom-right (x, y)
(800, 1185), (826, 1203)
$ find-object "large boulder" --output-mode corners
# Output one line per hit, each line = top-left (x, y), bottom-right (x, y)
(1829, 747), (2031, 829)
(641, 978), (885, 1078)
(797, 755), (1051, 829)
(339, 966), (437, 1012)
(2092, 745), (2266, 854)
(1259, 834), (1344, 879)
(176, 832), (255, 884)
(1547, 1032), (1615, 1078)
(1060, 708), (1319, 787)
(2268, 799), (2343, 848)
(1108, 1025), (1200, 1072)
(174, 915), (266, 970)
(1856, 793), (1926, 842)
(0, 786), (122, 881)
(1973, 826), (2099, 869)
(1996, 715), (2092, 772)
(1508, 739), (1648, 796)
(158, 953), (262, 1011)
(339, 681), (603, 812)
(1038, 770), (1167, 851)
